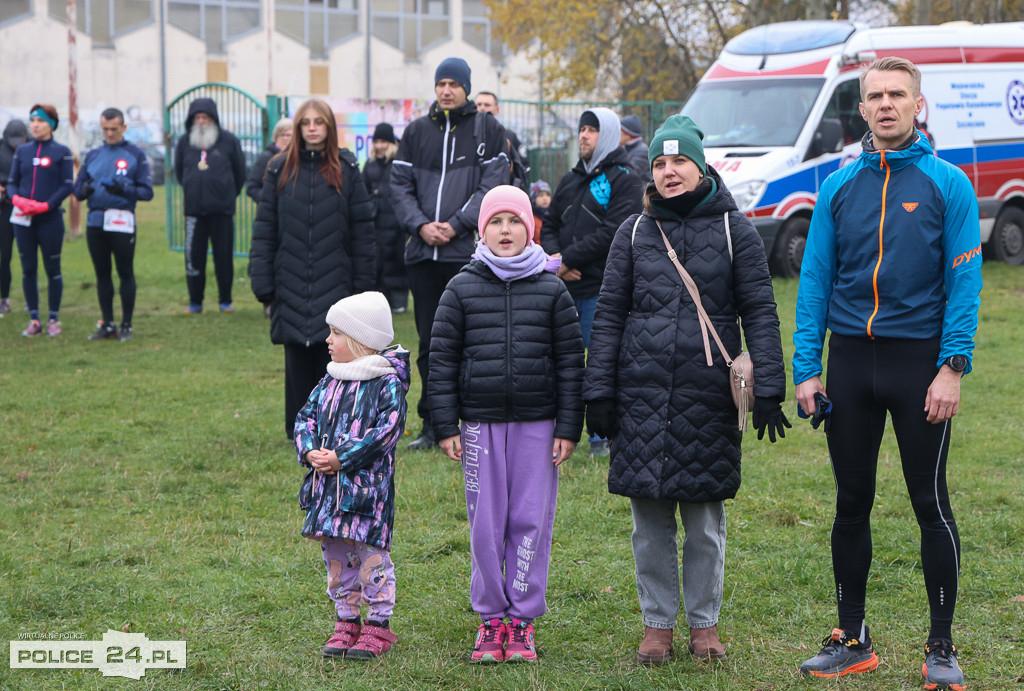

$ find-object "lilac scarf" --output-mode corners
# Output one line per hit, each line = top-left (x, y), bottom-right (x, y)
(472, 242), (561, 281)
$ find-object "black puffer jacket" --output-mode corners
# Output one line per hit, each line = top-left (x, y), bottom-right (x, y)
(428, 260), (585, 442)
(249, 147), (375, 346)
(246, 142), (280, 203)
(390, 102), (510, 265)
(540, 146), (644, 300)
(363, 153), (406, 295)
(585, 169), (785, 502)
(173, 98), (246, 217)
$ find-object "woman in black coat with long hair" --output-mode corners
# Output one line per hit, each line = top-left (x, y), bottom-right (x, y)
(584, 115), (789, 665)
(249, 98), (376, 438)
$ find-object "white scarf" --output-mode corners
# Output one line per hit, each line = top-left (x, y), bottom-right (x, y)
(326, 354), (396, 381)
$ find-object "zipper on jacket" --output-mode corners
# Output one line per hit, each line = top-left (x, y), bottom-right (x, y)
(30, 141), (42, 199)
(505, 281), (513, 418)
(432, 112), (452, 262)
(866, 151), (890, 339)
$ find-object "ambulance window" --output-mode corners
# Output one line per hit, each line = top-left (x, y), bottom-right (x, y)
(822, 79), (868, 145)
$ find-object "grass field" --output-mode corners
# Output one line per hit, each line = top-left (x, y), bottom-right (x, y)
(1, 188), (1022, 690)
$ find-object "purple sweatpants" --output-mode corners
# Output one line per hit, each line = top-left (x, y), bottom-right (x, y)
(320, 537), (396, 622)
(461, 419), (559, 623)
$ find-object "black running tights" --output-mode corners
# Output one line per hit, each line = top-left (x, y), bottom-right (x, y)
(87, 225), (136, 325)
(824, 334), (960, 641)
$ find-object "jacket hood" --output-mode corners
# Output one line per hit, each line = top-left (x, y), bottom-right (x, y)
(428, 99), (477, 124)
(3, 119), (28, 148)
(582, 107), (622, 174)
(185, 98), (221, 130)
(382, 347), (412, 391)
(572, 143), (631, 179)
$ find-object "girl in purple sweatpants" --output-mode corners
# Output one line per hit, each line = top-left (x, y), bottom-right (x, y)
(428, 185), (585, 663)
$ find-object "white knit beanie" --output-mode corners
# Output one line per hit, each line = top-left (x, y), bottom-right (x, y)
(325, 291), (394, 351)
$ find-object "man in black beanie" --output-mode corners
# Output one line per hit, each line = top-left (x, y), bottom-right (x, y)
(619, 114), (652, 183)
(363, 122), (408, 314)
(390, 56), (510, 450)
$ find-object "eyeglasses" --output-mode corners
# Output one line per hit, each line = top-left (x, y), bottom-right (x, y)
(299, 118), (328, 128)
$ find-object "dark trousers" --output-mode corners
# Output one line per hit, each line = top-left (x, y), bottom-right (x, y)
(0, 201), (13, 299)
(825, 334), (959, 640)
(184, 214), (234, 305)
(14, 213), (64, 319)
(407, 260), (463, 425)
(87, 225), (136, 325)
(284, 342), (331, 439)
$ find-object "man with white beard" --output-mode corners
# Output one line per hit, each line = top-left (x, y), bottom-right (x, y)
(174, 98), (246, 313)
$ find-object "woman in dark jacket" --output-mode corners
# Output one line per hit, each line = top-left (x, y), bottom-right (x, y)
(362, 123), (408, 312)
(249, 98), (375, 438)
(584, 115), (789, 665)
(245, 118), (292, 204)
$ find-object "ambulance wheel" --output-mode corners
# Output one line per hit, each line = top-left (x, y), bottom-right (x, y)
(990, 206), (1024, 266)
(770, 217), (809, 278)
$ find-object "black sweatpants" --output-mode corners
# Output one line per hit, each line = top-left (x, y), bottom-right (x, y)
(407, 260), (462, 426)
(184, 214), (234, 306)
(87, 225), (136, 325)
(825, 333), (960, 641)
(284, 342), (331, 439)
(0, 201), (13, 299)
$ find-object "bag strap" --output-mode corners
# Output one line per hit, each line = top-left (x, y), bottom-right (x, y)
(655, 219), (737, 369)
(724, 211), (733, 261)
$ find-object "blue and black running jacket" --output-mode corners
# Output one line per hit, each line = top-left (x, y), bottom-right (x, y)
(74, 140), (154, 227)
(793, 132), (983, 384)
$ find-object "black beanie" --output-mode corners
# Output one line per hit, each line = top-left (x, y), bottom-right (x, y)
(373, 122), (396, 143)
(434, 57), (471, 95)
(579, 111), (600, 131)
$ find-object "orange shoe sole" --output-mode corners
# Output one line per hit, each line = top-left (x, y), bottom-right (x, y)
(805, 652), (880, 678)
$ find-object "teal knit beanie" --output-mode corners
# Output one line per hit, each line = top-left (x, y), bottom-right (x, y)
(648, 115), (705, 173)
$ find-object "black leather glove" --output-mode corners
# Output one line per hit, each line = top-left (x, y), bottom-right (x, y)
(102, 178), (127, 196)
(752, 396), (791, 443)
(76, 180), (94, 200)
(586, 398), (619, 439)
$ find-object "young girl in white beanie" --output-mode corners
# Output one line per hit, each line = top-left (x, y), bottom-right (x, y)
(294, 291), (409, 660)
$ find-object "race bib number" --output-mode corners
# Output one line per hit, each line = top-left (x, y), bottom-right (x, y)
(103, 208), (135, 233)
(10, 206), (31, 227)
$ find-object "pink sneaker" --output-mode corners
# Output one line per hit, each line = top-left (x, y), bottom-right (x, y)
(21, 319), (42, 337)
(505, 618), (537, 662)
(471, 619), (507, 663)
(322, 620), (361, 658)
(345, 624), (397, 660)
(47, 319), (62, 337)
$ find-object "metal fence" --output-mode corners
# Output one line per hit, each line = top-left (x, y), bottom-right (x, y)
(164, 84), (287, 255)
(499, 100), (686, 186)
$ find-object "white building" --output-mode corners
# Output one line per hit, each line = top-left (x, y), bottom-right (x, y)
(0, 0), (539, 145)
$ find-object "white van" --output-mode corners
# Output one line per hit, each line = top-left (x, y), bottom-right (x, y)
(680, 20), (1024, 276)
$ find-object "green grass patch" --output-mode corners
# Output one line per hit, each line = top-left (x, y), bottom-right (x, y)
(1, 188), (1022, 689)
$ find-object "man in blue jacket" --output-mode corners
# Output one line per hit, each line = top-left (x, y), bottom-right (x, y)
(793, 57), (981, 690)
(74, 108), (154, 341)
(390, 57), (510, 450)
(174, 97), (246, 314)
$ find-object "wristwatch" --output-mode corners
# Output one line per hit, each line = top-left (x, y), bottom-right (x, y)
(944, 354), (968, 372)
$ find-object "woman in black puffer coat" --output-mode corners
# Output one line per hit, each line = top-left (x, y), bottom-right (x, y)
(250, 99), (376, 438)
(584, 115), (789, 665)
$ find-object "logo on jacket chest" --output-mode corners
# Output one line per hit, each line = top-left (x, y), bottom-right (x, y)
(902, 202), (919, 212)
(115, 159), (129, 176)
(33, 156), (52, 168)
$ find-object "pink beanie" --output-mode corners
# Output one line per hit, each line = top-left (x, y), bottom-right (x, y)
(477, 185), (535, 242)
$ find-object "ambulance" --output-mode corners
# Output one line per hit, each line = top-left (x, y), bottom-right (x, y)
(680, 20), (1024, 276)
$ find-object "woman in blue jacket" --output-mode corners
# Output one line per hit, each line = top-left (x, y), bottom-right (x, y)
(7, 104), (73, 337)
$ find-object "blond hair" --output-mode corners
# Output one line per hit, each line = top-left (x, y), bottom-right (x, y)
(344, 334), (376, 358)
(860, 56), (922, 99)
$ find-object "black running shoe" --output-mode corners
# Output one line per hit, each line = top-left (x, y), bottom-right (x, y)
(88, 322), (118, 341)
(799, 627), (879, 678)
(923, 638), (965, 690)
(118, 324), (133, 342)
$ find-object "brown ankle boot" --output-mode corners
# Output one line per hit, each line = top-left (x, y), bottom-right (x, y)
(688, 625), (726, 660)
(637, 626), (673, 666)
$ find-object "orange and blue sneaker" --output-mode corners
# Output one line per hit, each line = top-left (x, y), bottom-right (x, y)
(923, 638), (965, 690)
(470, 619), (507, 663)
(799, 627), (879, 678)
(505, 618), (537, 662)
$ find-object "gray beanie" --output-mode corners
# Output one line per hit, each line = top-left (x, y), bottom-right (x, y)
(648, 115), (706, 174)
(325, 292), (394, 351)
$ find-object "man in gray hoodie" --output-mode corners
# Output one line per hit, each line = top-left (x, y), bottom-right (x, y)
(540, 107), (644, 456)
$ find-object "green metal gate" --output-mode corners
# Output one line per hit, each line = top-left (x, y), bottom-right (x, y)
(502, 100), (686, 186)
(164, 84), (286, 255)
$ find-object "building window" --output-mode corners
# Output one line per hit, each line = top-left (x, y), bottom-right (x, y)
(372, 0), (449, 61)
(461, 0), (502, 63)
(1, 0), (32, 28)
(47, 0), (151, 45)
(276, 0), (359, 58)
(168, 0), (260, 54)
